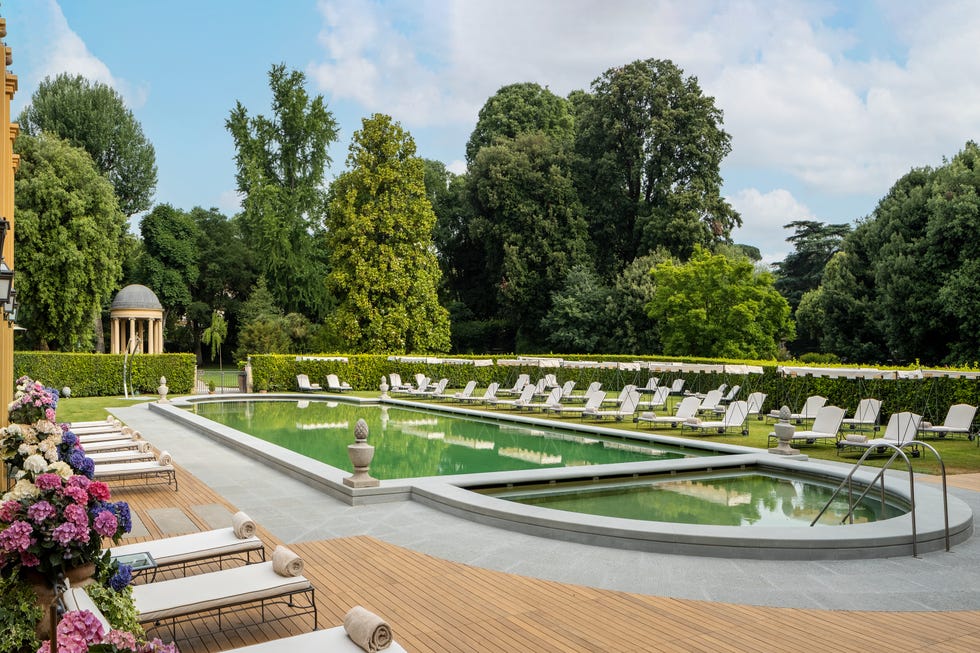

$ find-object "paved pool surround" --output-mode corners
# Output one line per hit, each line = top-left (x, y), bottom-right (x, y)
(153, 394), (973, 560)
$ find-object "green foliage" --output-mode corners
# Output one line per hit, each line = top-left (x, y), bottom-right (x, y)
(13, 133), (124, 351)
(468, 132), (588, 350)
(606, 253), (668, 355)
(542, 265), (612, 353)
(13, 352), (195, 396)
(773, 220), (851, 312)
(201, 310), (228, 367)
(573, 58), (739, 275)
(0, 571), (43, 653)
(136, 203), (201, 316)
(648, 246), (794, 359)
(326, 113), (450, 353)
(18, 73), (158, 216)
(227, 64), (338, 319)
(465, 82), (574, 163)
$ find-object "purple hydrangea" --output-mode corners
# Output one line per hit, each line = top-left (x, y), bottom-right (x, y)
(0, 520), (34, 553)
(93, 510), (118, 537)
(112, 501), (132, 534)
(26, 500), (56, 523)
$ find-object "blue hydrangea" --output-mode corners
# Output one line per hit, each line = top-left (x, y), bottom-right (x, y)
(109, 563), (133, 591)
(61, 430), (78, 447)
(112, 501), (133, 534)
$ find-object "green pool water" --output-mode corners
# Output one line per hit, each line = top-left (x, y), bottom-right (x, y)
(190, 399), (710, 479)
(480, 470), (907, 526)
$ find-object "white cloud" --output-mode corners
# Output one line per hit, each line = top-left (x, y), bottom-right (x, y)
(216, 189), (244, 216)
(26, 0), (148, 109)
(446, 159), (467, 175)
(728, 188), (815, 264)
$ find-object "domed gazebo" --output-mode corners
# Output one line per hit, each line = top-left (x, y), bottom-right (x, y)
(109, 284), (164, 354)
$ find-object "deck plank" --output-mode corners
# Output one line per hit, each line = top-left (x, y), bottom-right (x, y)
(103, 461), (980, 653)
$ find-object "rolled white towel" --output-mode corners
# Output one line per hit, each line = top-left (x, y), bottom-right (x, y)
(272, 545), (304, 577)
(112, 418), (122, 428)
(844, 433), (868, 444)
(131, 430), (142, 440)
(137, 440), (151, 453)
(232, 511), (256, 539)
(344, 605), (393, 652)
(122, 426), (133, 436)
(158, 451), (173, 466)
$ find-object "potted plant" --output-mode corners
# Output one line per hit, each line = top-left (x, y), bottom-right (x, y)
(207, 380), (216, 394)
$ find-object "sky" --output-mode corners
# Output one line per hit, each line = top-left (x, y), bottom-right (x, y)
(4, 0), (980, 263)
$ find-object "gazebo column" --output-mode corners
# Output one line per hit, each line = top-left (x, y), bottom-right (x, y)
(157, 317), (164, 353)
(128, 317), (135, 352)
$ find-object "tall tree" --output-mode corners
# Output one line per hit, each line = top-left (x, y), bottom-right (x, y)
(574, 59), (739, 274)
(541, 264), (612, 353)
(465, 82), (574, 163)
(468, 132), (589, 351)
(13, 133), (124, 350)
(325, 114), (450, 353)
(136, 204), (201, 322)
(18, 73), (157, 216)
(647, 246), (793, 359)
(773, 220), (851, 312)
(227, 64), (338, 319)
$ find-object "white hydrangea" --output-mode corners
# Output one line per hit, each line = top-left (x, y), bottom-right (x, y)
(23, 454), (48, 475)
(3, 478), (40, 501)
(46, 461), (73, 479)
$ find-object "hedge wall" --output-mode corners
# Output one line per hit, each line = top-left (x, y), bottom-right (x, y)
(13, 352), (196, 397)
(255, 353), (980, 425)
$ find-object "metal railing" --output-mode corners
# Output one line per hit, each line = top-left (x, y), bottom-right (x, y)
(812, 440), (949, 557)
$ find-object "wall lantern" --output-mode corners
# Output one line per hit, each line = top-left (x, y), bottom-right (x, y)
(0, 217), (13, 304)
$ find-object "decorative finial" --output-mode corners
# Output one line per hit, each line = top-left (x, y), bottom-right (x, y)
(354, 418), (369, 442)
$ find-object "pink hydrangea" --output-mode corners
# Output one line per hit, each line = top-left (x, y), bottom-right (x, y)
(93, 510), (118, 537)
(63, 503), (88, 526)
(0, 520), (34, 552)
(34, 473), (63, 491)
(104, 629), (138, 651)
(51, 522), (86, 546)
(55, 609), (105, 653)
(20, 551), (40, 567)
(0, 499), (20, 522)
(87, 481), (111, 502)
(63, 485), (89, 505)
(45, 408), (56, 421)
(27, 500), (57, 523)
(66, 475), (90, 489)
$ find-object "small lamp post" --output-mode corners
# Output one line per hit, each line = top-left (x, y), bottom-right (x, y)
(0, 217), (14, 304)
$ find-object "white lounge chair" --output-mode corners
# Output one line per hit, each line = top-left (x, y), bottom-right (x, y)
(69, 417), (120, 429)
(638, 386), (670, 411)
(768, 395), (827, 424)
(695, 389), (724, 415)
(409, 377), (448, 398)
(601, 384), (637, 405)
(636, 395), (701, 428)
(499, 373), (530, 396)
(109, 512), (265, 580)
(489, 384), (536, 409)
(95, 455), (178, 491)
(548, 391), (606, 416)
(745, 392), (767, 419)
(89, 450), (156, 465)
(325, 374), (352, 392)
(458, 382), (499, 404)
(296, 374), (322, 392)
(841, 398), (882, 431)
(558, 380), (576, 399)
(918, 404), (977, 440)
(839, 411), (923, 453)
(682, 400), (749, 435)
(442, 380), (477, 400)
(568, 381), (601, 402)
(522, 387), (563, 412)
(586, 389), (640, 421)
(85, 547), (315, 639)
(81, 438), (151, 454)
(719, 384), (741, 404)
(769, 405), (845, 446)
(388, 373), (413, 392)
(78, 430), (140, 445)
(667, 378), (685, 395)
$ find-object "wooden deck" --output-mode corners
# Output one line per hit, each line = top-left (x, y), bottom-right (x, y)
(110, 465), (980, 652)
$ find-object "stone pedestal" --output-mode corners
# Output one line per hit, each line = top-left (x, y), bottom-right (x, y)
(157, 376), (169, 403)
(768, 419), (800, 455)
(344, 418), (380, 488)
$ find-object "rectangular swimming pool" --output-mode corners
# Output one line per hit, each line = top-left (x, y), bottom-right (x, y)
(190, 399), (717, 479)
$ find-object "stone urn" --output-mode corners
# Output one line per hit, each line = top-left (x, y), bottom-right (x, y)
(769, 405), (799, 455)
(380, 376), (389, 399)
(344, 418), (380, 488)
(157, 376), (169, 403)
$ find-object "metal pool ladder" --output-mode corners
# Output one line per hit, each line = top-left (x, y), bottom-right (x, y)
(811, 440), (950, 557)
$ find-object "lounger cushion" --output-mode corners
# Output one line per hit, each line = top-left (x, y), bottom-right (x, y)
(78, 432), (134, 443)
(133, 561), (311, 622)
(62, 587), (113, 634)
(95, 461), (175, 477)
(90, 451), (156, 464)
(109, 527), (263, 567)
(219, 626), (408, 653)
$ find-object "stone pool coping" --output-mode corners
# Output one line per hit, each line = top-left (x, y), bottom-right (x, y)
(153, 394), (974, 560)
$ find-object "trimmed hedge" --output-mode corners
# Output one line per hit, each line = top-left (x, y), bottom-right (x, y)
(255, 353), (980, 425)
(13, 352), (196, 397)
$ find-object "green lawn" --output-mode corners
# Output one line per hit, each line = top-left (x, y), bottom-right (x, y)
(54, 393), (980, 475)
